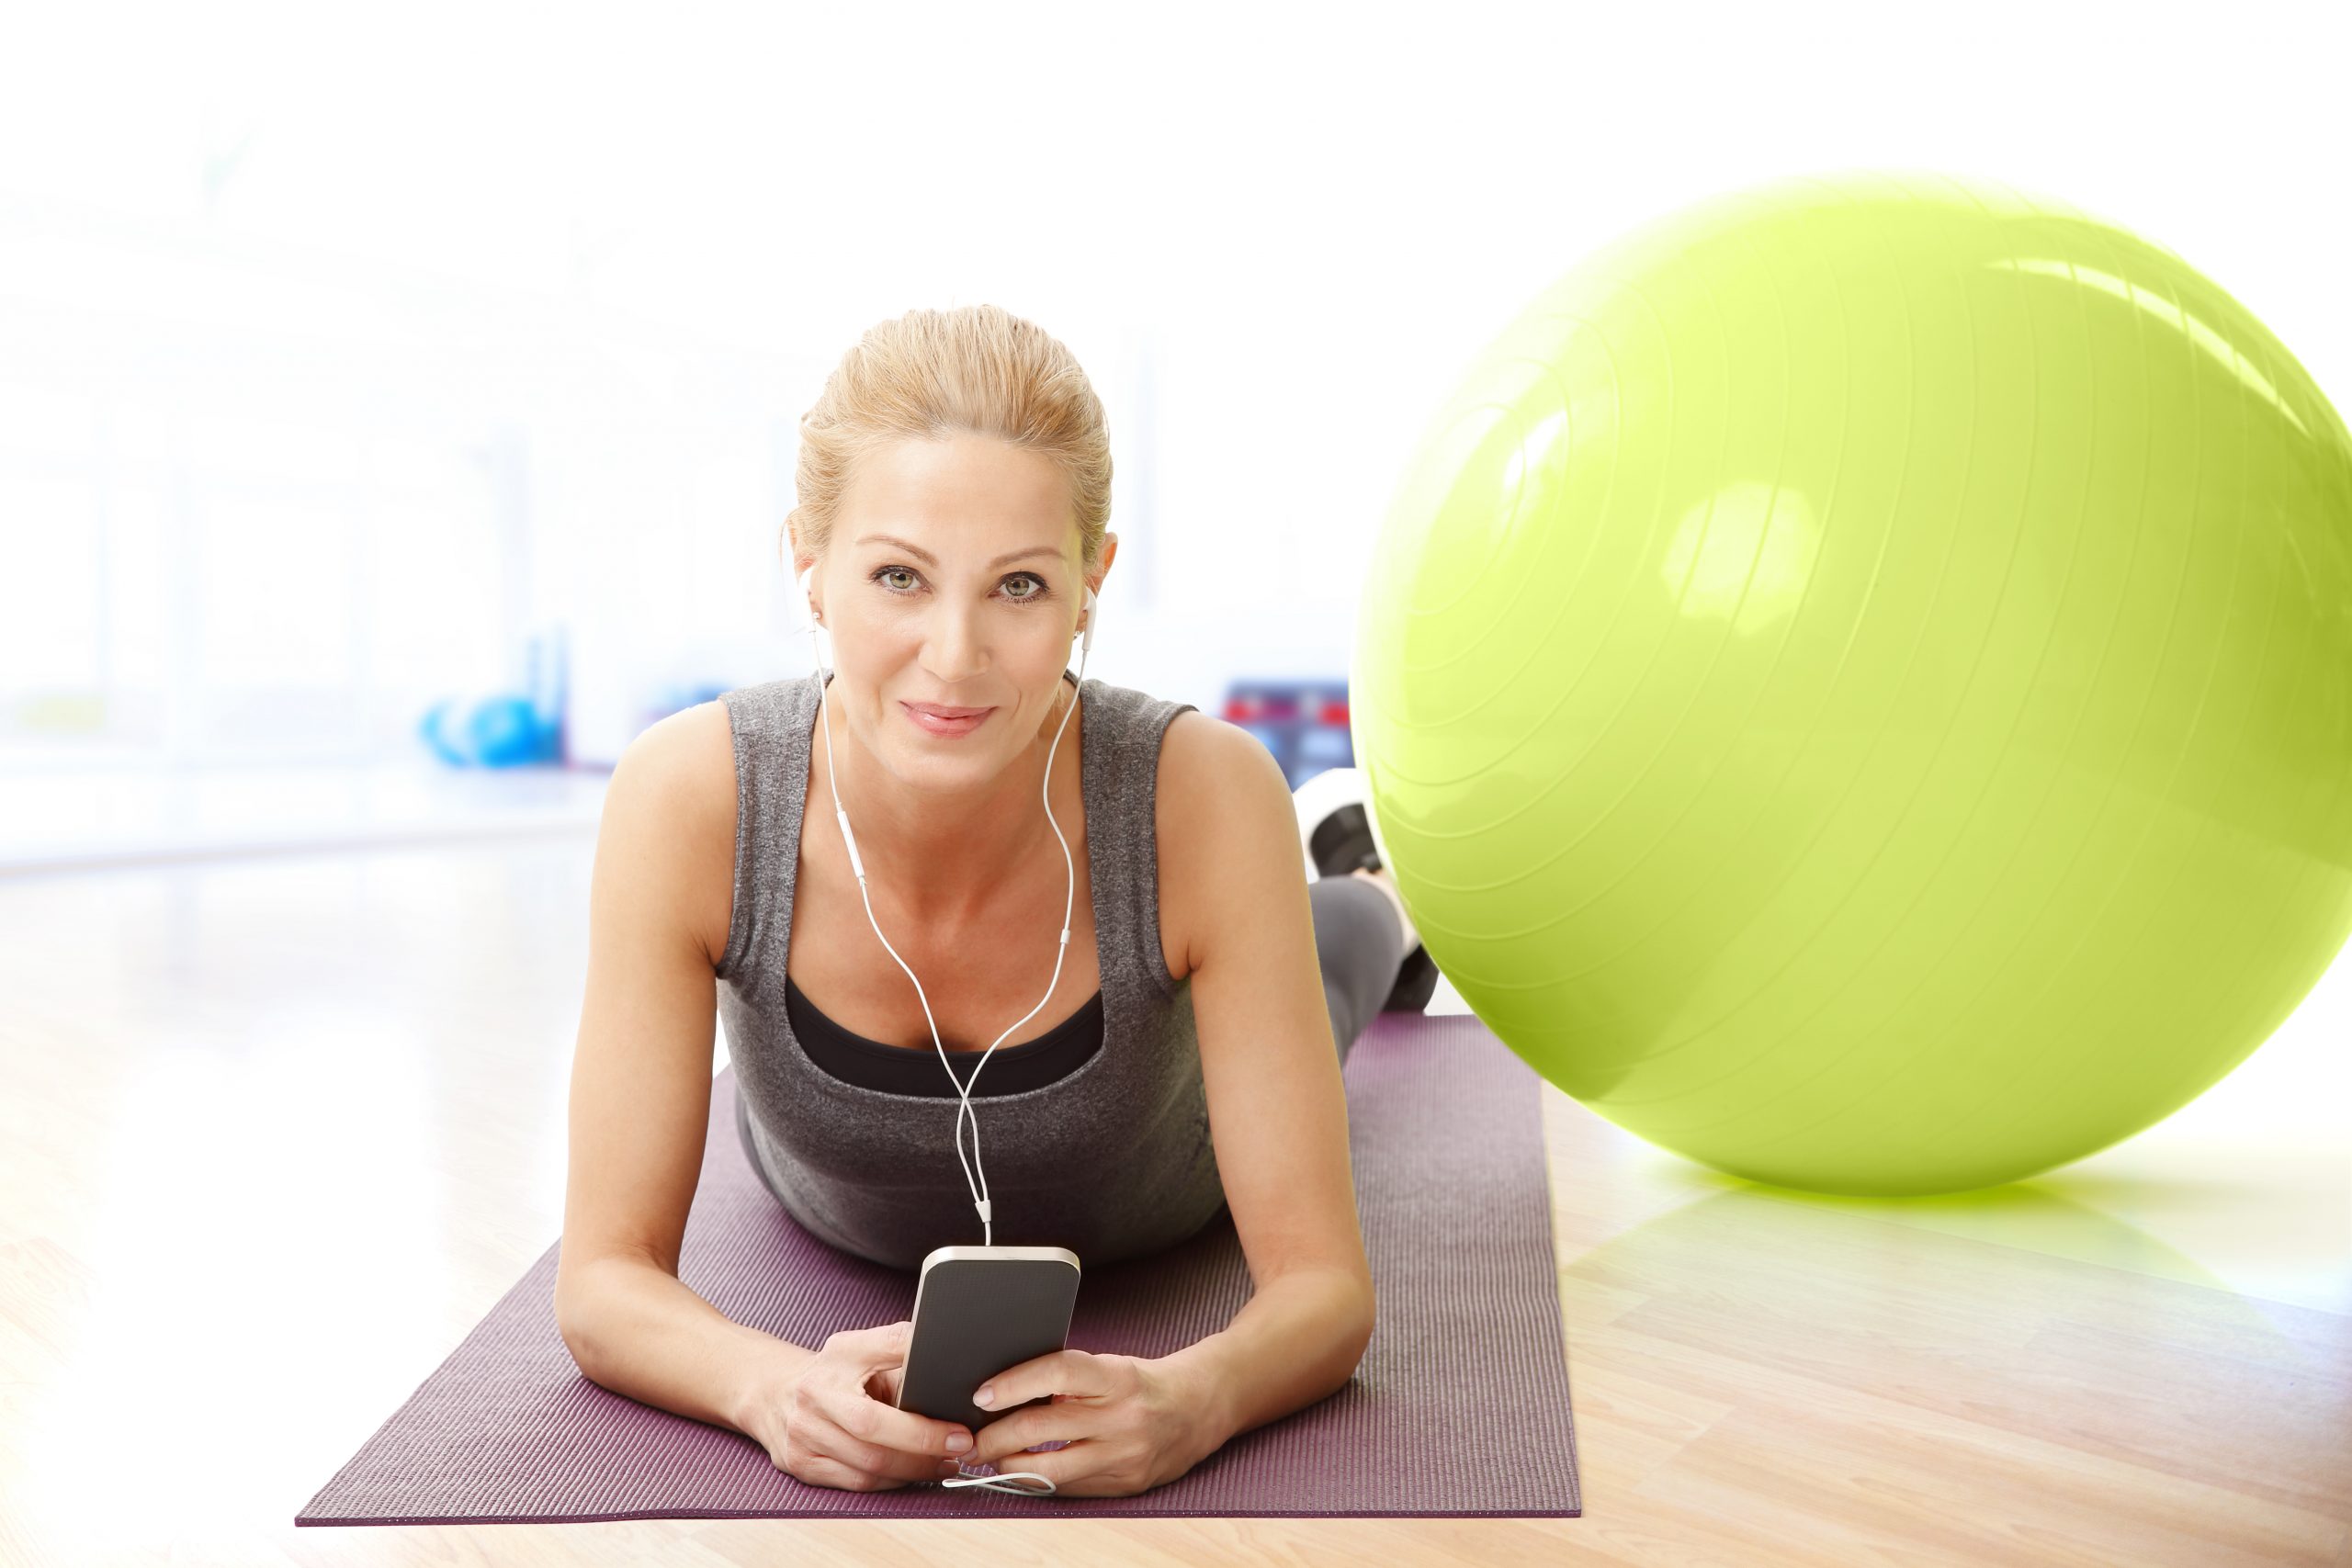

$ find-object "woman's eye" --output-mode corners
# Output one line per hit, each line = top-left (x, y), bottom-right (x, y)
(873, 567), (1048, 602)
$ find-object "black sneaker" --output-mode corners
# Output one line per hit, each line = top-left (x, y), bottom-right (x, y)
(1307, 800), (1384, 881)
(1381, 941), (1441, 1014)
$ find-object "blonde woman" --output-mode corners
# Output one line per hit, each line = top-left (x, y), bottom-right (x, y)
(555, 304), (1436, 1499)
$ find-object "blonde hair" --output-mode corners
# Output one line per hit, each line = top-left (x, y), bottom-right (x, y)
(785, 303), (1113, 576)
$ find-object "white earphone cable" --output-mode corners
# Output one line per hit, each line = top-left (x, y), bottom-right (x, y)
(802, 583), (1091, 1245)
(797, 567), (1094, 1500)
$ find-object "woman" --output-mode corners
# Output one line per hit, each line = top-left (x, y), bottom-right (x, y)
(555, 304), (1436, 1501)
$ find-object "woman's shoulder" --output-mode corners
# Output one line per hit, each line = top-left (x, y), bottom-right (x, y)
(1077, 672), (1218, 822)
(1149, 700), (1289, 989)
(616, 696), (746, 974)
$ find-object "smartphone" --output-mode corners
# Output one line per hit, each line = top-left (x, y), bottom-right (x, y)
(896, 1244), (1082, 1432)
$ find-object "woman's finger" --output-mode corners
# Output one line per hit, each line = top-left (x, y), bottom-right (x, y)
(832, 1369), (969, 1459)
(808, 1450), (914, 1492)
(811, 1409), (952, 1488)
(966, 1399), (1104, 1469)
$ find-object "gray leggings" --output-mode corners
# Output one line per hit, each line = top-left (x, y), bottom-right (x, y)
(1309, 871), (1414, 1069)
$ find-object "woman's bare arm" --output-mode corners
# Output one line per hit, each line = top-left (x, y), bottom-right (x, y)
(551, 703), (808, 1437)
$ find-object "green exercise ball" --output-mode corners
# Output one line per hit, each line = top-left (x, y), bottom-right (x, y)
(1352, 168), (2352, 1195)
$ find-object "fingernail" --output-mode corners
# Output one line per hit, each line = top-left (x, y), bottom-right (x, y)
(974, 1386), (995, 1407)
(946, 1433), (970, 1452)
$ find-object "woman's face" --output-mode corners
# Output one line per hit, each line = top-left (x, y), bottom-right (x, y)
(804, 432), (1110, 784)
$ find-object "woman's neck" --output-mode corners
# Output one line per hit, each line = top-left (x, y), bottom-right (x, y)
(809, 672), (1081, 919)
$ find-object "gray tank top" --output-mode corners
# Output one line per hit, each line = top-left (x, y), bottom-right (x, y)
(713, 669), (1228, 1272)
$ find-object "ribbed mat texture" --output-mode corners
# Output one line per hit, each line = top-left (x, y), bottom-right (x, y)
(297, 1011), (1581, 1521)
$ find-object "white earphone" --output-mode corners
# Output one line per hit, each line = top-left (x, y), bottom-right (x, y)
(794, 562), (1098, 1251)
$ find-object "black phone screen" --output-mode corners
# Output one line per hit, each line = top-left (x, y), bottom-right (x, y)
(897, 1251), (1081, 1431)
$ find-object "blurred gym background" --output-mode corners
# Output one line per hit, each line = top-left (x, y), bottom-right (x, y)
(8, 8), (2347, 874)
(0, 9), (1512, 874)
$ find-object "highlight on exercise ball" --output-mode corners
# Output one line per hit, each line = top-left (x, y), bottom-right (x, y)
(1351, 167), (2352, 1196)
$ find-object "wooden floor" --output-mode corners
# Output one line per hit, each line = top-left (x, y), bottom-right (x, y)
(2, 831), (2347, 1567)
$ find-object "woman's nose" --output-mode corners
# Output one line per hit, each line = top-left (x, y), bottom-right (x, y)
(922, 606), (989, 680)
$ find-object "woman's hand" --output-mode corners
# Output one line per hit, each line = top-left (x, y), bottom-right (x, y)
(746, 1320), (976, 1492)
(952, 1348), (1221, 1498)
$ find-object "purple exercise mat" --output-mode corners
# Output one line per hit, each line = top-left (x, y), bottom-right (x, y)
(297, 1011), (1582, 1521)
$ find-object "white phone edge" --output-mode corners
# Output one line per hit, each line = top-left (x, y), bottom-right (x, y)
(898, 1244), (1082, 1411)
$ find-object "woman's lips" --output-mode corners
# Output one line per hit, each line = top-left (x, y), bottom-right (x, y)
(903, 703), (994, 736)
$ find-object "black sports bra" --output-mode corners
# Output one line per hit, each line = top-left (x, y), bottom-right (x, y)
(785, 973), (1105, 1097)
